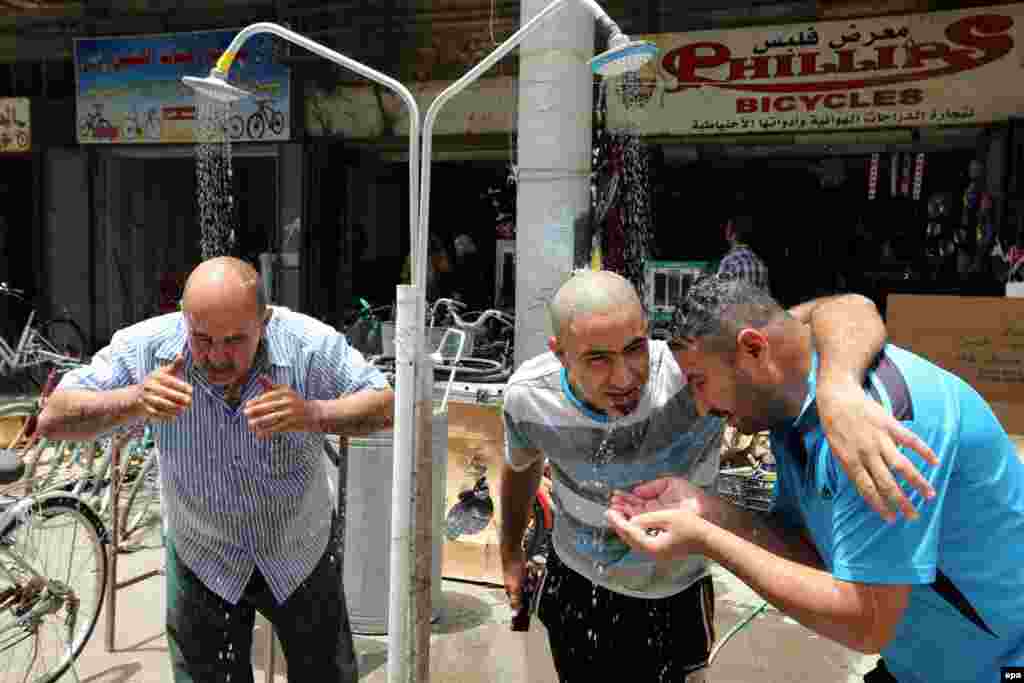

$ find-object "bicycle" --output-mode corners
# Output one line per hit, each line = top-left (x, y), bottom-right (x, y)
(245, 99), (286, 139)
(428, 299), (515, 382)
(78, 103), (113, 141)
(121, 105), (160, 141)
(6, 371), (161, 551)
(0, 379), (108, 682)
(226, 99), (285, 141)
(0, 282), (88, 391)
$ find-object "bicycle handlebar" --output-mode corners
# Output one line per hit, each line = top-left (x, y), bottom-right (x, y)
(0, 282), (26, 299)
(430, 299), (514, 332)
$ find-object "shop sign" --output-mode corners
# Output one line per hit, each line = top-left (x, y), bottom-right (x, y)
(74, 29), (290, 144)
(607, 5), (1024, 135)
(306, 76), (515, 139)
(0, 98), (30, 153)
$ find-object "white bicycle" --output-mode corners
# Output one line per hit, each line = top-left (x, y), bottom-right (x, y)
(0, 283), (87, 391)
(0, 477), (107, 682)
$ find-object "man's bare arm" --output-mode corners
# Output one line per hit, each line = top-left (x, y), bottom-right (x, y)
(788, 293), (939, 520)
(499, 458), (544, 557)
(312, 387), (395, 437)
(788, 293), (885, 383)
(696, 517), (910, 653)
(38, 388), (147, 441)
(700, 490), (825, 570)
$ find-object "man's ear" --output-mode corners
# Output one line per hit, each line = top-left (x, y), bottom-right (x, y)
(736, 328), (768, 361)
(548, 336), (567, 365)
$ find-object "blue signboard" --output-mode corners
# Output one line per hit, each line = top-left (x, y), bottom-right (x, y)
(74, 29), (290, 144)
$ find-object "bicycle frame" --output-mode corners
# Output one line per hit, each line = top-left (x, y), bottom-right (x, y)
(0, 309), (36, 374)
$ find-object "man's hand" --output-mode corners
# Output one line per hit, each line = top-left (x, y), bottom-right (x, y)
(140, 354), (192, 421)
(609, 477), (705, 520)
(501, 546), (527, 613)
(606, 477), (710, 561)
(244, 376), (319, 439)
(816, 375), (938, 522)
(605, 506), (708, 563)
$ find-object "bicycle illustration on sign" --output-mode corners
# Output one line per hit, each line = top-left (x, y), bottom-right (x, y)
(0, 99), (30, 152)
(121, 105), (161, 141)
(226, 98), (286, 140)
(78, 103), (117, 141)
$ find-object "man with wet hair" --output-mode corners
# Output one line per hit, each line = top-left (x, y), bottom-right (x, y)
(608, 275), (1024, 682)
(39, 256), (394, 682)
(500, 269), (938, 682)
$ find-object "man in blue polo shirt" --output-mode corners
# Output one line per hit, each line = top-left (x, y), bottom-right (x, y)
(607, 275), (1024, 682)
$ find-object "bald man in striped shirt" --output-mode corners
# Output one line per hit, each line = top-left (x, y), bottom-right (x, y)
(39, 256), (394, 682)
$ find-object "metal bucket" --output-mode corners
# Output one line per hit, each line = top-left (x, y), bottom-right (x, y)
(342, 405), (449, 635)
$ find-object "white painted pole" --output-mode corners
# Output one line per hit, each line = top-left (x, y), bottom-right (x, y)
(513, 0), (594, 364)
(389, 283), (419, 683)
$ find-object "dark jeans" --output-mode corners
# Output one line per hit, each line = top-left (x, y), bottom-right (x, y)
(537, 548), (715, 682)
(165, 518), (357, 683)
(864, 659), (898, 683)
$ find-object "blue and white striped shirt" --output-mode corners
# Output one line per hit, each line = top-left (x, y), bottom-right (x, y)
(59, 307), (389, 605)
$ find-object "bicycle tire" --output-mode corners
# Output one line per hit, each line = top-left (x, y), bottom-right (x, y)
(0, 495), (108, 683)
(269, 111), (285, 135)
(247, 112), (266, 139)
(27, 319), (87, 389)
(42, 319), (87, 361)
(228, 115), (245, 140)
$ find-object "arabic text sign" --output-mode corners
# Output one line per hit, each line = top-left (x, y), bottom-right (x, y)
(0, 98), (30, 153)
(74, 30), (290, 144)
(608, 5), (1024, 135)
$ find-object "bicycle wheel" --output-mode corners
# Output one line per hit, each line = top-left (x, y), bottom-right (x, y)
(119, 449), (161, 547)
(247, 113), (266, 139)
(27, 320), (87, 389)
(0, 495), (108, 683)
(269, 111), (285, 135)
(228, 115), (245, 140)
(42, 320), (86, 362)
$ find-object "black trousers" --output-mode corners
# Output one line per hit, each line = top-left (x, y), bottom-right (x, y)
(165, 517), (358, 683)
(537, 548), (715, 682)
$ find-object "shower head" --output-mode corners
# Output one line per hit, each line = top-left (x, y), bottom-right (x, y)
(589, 34), (658, 77)
(182, 72), (252, 104)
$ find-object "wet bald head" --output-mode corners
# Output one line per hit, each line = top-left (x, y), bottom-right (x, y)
(548, 270), (644, 340)
(182, 257), (267, 321)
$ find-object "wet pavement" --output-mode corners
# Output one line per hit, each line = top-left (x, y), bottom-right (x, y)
(66, 533), (877, 682)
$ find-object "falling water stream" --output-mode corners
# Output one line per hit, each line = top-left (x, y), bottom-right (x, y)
(195, 100), (237, 259)
(594, 73), (654, 305)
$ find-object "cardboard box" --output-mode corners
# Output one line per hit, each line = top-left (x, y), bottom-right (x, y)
(886, 295), (1024, 434)
(442, 399), (506, 586)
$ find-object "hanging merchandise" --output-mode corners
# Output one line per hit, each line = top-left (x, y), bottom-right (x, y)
(912, 153), (926, 201)
(900, 152), (914, 197)
(890, 152), (900, 197)
(868, 153), (880, 201)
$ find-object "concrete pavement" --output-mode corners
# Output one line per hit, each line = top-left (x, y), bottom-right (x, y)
(68, 528), (876, 682)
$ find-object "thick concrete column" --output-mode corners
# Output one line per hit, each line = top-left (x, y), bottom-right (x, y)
(514, 0), (594, 365)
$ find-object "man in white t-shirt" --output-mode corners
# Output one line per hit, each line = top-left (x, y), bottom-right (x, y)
(500, 270), (938, 681)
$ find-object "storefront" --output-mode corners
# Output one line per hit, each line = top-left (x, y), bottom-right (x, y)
(69, 29), (300, 347)
(603, 4), (1024, 313)
(0, 98), (37, 344)
(302, 74), (518, 336)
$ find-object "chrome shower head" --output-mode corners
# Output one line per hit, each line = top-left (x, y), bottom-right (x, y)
(589, 35), (658, 77)
(182, 72), (252, 104)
